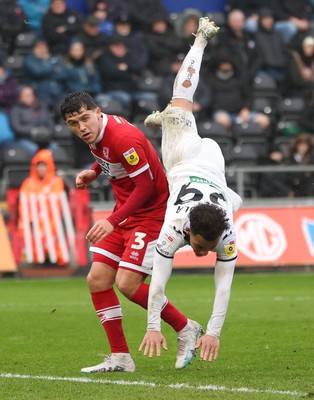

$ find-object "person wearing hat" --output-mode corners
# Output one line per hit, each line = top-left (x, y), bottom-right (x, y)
(96, 34), (157, 114)
(79, 14), (110, 59)
(113, 15), (149, 72)
(254, 8), (289, 84)
(206, 52), (270, 131)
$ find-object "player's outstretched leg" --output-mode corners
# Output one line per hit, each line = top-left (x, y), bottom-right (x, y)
(144, 17), (219, 128)
(175, 319), (204, 369)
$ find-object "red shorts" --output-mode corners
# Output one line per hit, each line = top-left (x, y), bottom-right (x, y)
(90, 218), (163, 275)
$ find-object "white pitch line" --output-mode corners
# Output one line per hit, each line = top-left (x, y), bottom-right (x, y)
(0, 373), (307, 397)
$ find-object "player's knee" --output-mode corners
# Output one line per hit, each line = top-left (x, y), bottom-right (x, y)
(116, 272), (142, 299)
(86, 270), (110, 292)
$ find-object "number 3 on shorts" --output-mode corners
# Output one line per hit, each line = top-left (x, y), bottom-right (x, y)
(131, 232), (147, 250)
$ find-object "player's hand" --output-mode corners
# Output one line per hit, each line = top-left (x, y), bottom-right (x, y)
(139, 331), (168, 357)
(76, 170), (97, 189)
(195, 334), (220, 362)
(86, 219), (114, 244)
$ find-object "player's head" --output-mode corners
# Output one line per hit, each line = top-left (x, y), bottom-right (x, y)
(189, 202), (230, 256)
(60, 91), (103, 144)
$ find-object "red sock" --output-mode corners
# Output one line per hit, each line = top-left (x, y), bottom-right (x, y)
(91, 288), (129, 353)
(130, 283), (188, 332)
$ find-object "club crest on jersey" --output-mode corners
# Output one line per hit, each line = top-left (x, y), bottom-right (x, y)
(123, 148), (139, 165)
(225, 241), (236, 257)
(103, 147), (110, 159)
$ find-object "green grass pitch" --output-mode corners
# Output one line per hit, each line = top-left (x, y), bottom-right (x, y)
(0, 271), (313, 400)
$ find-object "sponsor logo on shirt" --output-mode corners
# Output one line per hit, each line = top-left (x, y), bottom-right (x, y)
(189, 176), (221, 189)
(123, 148), (139, 165)
(225, 241), (235, 257)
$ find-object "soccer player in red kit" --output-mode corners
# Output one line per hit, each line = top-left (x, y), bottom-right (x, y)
(60, 91), (202, 372)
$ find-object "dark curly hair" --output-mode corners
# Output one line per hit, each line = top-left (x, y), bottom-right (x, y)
(60, 91), (97, 120)
(189, 202), (230, 242)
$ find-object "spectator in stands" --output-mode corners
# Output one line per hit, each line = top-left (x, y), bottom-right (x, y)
(0, 0), (25, 55)
(23, 39), (67, 108)
(89, 6), (114, 36)
(283, 36), (314, 98)
(159, 54), (212, 121)
(174, 8), (203, 55)
(258, 144), (293, 198)
(144, 14), (183, 76)
(0, 62), (19, 113)
(215, 9), (259, 83)
(9, 86), (55, 156)
(78, 14), (110, 60)
(96, 36), (156, 112)
(18, 148), (67, 265)
(64, 38), (103, 97)
(17, 0), (50, 33)
(41, 0), (83, 55)
(206, 54), (270, 131)
(87, 0), (128, 22)
(253, 8), (290, 85)
(271, 0), (312, 42)
(113, 15), (149, 73)
(226, 0), (299, 43)
(0, 111), (16, 147)
(286, 133), (314, 197)
(127, 0), (169, 32)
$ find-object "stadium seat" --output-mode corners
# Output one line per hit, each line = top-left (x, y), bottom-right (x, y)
(228, 143), (259, 166)
(197, 121), (230, 139)
(0, 144), (32, 191)
(14, 31), (37, 54)
(252, 97), (275, 116)
(252, 74), (278, 100)
(53, 123), (72, 142)
(97, 98), (130, 119)
(50, 146), (74, 169)
(133, 97), (160, 119)
(138, 70), (162, 93)
(232, 121), (267, 146)
(276, 97), (305, 121)
(4, 54), (24, 78)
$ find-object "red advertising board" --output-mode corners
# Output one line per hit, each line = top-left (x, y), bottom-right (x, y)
(93, 206), (314, 268)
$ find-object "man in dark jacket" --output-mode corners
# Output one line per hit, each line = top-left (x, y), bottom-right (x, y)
(42, 0), (83, 54)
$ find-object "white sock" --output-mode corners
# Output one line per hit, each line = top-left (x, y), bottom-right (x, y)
(172, 43), (206, 103)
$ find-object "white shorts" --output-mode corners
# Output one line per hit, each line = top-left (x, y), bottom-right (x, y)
(161, 106), (226, 192)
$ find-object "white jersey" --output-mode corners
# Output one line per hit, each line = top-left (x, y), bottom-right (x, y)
(147, 106), (242, 338)
(158, 106), (242, 259)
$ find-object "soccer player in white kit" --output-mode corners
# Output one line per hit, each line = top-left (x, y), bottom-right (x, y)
(139, 17), (242, 368)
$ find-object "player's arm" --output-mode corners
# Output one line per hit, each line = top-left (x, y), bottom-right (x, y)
(139, 226), (183, 357)
(196, 257), (236, 362)
(139, 250), (173, 357)
(87, 167), (155, 244)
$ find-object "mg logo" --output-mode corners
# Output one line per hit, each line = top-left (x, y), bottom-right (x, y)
(235, 213), (287, 261)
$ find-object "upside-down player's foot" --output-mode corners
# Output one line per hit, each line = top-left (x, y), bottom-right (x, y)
(175, 319), (204, 369)
(196, 17), (220, 42)
(144, 110), (163, 127)
(144, 103), (172, 127)
(81, 353), (136, 373)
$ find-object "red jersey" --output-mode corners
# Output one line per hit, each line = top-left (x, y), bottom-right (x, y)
(90, 114), (169, 223)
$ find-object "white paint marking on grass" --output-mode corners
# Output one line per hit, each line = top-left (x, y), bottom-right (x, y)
(0, 373), (307, 397)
